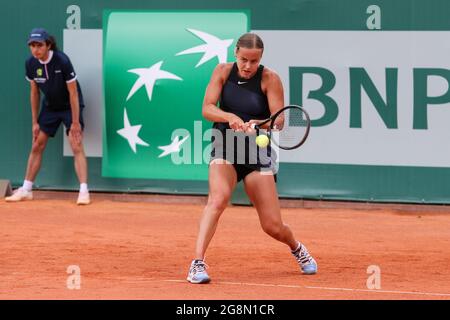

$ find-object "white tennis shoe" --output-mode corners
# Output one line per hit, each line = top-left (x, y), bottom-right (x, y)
(292, 242), (318, 275)
(5, 187), (33, 202)
(187, 259), (211, 284)
(76, 192), (91, 205)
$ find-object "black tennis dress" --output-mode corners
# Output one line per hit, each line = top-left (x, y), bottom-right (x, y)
(210, 63), (278, 181)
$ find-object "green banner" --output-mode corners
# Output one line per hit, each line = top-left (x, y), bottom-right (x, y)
(102, 10), (249, 179)
(4, 1), (450, 203)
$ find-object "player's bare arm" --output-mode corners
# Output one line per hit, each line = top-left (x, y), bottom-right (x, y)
(263, 68), (285, 129)
(67, 81), (82, 143)
(202, 63), (244, 131)
(30, 80), (40, 141)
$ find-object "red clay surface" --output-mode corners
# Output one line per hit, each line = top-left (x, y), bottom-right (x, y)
(1, 192), (450, 300)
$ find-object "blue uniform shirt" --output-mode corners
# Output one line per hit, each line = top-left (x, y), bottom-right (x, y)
(25, 50), (84, 111)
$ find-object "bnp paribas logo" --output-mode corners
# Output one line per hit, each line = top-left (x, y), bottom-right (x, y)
(102, 11), (249, 180)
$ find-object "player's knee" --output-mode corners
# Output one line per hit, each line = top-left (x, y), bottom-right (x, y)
(31, 141), (46, 153)
(70, 142), (83, 154)
(207, 194), (230, 212)
(261, 221), (283, 239)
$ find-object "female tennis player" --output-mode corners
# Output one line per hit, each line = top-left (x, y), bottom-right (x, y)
(187, 33), (317, 284)
(5, 28), (90, 205)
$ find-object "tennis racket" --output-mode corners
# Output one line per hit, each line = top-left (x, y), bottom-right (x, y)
(251, 105), (311, 150)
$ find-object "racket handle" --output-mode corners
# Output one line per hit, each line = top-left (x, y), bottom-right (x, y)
(250, 123), (259, 130)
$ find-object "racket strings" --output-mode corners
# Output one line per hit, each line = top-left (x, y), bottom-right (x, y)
(269, 106), (310, 150)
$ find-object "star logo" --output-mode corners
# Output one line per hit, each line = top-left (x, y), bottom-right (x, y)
(102, 11), (248, 179)
(126, 61), (182, 102)
(116, 108), (149, 153)
(176, 29), (233, 68)
(158, 135), (190, 158)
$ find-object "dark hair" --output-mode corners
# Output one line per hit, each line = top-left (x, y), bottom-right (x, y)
(46, 36), (58, 51)
(236, 33), (264, 51)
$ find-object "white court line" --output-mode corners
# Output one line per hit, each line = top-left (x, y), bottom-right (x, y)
(163, 280), (450, 298)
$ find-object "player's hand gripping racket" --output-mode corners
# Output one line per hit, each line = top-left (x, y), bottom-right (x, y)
(251, 105), (311, 150)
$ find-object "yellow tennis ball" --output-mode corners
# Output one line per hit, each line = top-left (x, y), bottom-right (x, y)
(255, 134), (269, 148)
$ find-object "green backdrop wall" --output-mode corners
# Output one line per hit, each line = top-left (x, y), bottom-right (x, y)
(2, 0), (450, 204)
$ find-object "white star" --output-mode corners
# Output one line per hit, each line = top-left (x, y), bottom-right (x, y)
(117, 109), (149, 153)
(176, 29), (233, 68)
(158, 135), (190, 158)
(126, 61), (182, 101)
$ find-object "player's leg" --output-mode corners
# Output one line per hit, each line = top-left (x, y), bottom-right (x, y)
(65, 109), (90, 205)
(6, 104), (58, 202)
(68, 130), (88, 184)
(243, 171), (317, 274)
(195, 159), (237, 259)
(243, 171), (297, 248)
(25, 129), (50, 182)
(5, 130), (50, 202)
(188, 159), (237, 284)
(24, 108), (61, 188)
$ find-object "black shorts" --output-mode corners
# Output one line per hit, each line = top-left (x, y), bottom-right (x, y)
(38, 106), (85, 137)
(232, 163), (277, 183)
(210, 128), (278, 182)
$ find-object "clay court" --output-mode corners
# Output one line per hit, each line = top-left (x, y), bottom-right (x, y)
(1, 191), (449, 300)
